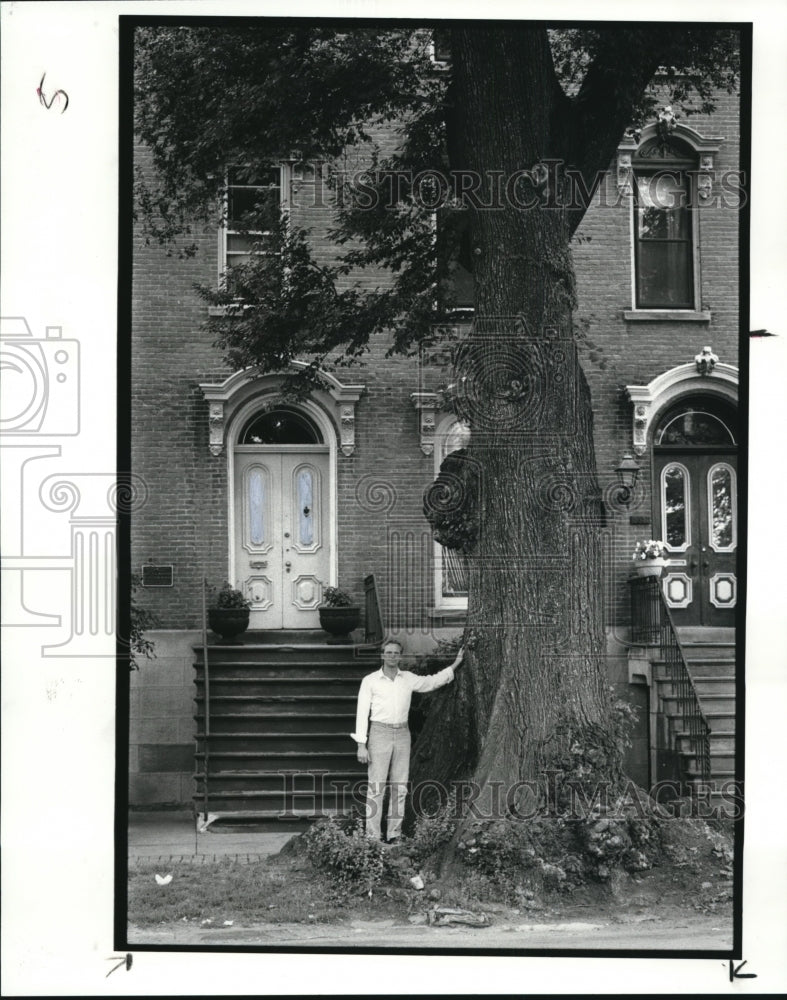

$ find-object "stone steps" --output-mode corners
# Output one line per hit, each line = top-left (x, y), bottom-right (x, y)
(194, 635), (376, 815)
(651, 631), (738, 793)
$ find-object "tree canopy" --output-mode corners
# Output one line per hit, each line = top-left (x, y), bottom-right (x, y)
(134, 22), (740, 378)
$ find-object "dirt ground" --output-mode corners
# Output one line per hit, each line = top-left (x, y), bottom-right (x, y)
(128, 817), (735, 951)
(129, 911), (731, 949)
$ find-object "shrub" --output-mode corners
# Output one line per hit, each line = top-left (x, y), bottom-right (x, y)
(537, 694), (640, 814)
(129, 573), (161, 670)
(321, 586), (353, 607)
(406, 789), (459, 866)
(460, 817), (563, 879)
(455, 817), (568, 902)
(304, 817), (389, 898)
(208, 582), (251, 609)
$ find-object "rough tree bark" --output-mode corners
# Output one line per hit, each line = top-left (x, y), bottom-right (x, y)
(410, 27), (609, 829)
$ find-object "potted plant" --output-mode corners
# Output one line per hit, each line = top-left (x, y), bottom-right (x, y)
(631, 539), (668, 578)
(318, 586), (361, 644)
(207, 582), (251, 643)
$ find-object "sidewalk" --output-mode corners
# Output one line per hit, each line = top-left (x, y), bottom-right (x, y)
(128, 811), (306, 864)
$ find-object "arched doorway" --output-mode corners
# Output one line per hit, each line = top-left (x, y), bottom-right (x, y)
(653, 396), (737, 626)
(232, 405), (331, 629)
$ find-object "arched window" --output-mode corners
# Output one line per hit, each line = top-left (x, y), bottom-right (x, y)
(653, 398), (737, 448)
(239, 407), (323, 445)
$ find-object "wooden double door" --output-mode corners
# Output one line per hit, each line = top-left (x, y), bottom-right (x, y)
(654, 450), (737, 627)
(233, 446), (330, 629)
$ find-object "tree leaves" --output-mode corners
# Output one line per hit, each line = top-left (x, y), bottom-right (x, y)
(135, 23), (740, 379)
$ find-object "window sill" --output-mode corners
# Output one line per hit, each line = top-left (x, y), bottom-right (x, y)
(428, 607), (467, 625)
(623, 310), (711, 322)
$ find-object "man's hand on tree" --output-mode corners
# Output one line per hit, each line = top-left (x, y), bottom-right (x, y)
(357, 745), (369, 764)
(451, 646), (465, 670)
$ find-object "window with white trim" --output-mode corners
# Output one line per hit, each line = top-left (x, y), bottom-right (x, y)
(660, 462), (691, 551)
(434, 416), (471, 609)
(631, 139), (698, 310)
(708, 462), (737, 552)
(219, 165), (288, 282)
(430, 27), (451, 67)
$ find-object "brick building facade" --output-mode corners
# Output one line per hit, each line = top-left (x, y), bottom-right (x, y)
(130, 86), (741, 810)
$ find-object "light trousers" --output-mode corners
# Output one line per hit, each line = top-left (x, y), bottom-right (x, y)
(365, 721), (411, 840)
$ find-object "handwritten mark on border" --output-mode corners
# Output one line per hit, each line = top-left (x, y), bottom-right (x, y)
(729, 959), (757, 982)
(105, 954), (133, 978)
(37, 73), (69, 113)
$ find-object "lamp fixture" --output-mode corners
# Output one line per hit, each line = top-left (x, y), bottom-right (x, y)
(615, 452), (640, 505)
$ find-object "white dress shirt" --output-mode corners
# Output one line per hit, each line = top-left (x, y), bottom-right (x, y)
(351, 665), (455, 744)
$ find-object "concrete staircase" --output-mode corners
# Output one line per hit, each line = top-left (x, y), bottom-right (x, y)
(193, 631), (379, 818)
(654, 627), (736, 792)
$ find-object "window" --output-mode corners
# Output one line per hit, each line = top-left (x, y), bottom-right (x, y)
(661, 463), (691, 551)
(631, 137), (698, 310)
(220, 165), (287, 281)
(633, 171), (694, 308)
(434, 417), (471, 609)
(430, 27), (451, 66)
(654, 398), (737, 448)
(435, 207), (475, 314)
(239, 407), (322, 445)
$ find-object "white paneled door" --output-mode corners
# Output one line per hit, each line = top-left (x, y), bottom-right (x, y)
(233, 446), (330, 628)
(655, 451), (737, 627)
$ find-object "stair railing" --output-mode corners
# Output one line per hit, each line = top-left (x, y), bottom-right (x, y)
(363, 573), (385, 645)
(200, 576), (211, 820)
(630, 575), (711, 786)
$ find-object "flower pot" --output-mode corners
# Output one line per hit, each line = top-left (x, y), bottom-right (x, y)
(318, 605), (361, 644)
(208, 607), (250, 643)
(631, 557), (666, 578)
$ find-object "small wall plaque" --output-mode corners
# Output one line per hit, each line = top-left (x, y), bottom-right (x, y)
(141, 564), (174, 588)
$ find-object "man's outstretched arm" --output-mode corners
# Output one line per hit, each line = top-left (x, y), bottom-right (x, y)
(410, 646), (464, 693)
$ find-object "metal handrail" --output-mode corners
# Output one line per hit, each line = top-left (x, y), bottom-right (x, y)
(630, 575), (711, 785)
(200, 576), (211, 820)
(363, 573), (385, 645)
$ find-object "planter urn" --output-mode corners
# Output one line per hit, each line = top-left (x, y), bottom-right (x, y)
(318, 605), (361, 644)
(208, 607), (250, 643)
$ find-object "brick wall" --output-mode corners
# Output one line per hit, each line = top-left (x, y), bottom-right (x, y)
(133, 90), (740, 632)
(131, 90), (740, 803)
(572, 89), (741, 625)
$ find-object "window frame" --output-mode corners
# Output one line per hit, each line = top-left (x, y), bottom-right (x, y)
(429, 28), (451, 68)
(218, 163), (290, 287)
(433, 206), (475, 317)
(659, 460), (692, 553)
(707, 462), (737, 553)
(630, 160), (700, 313)
(433, 415), (471, 611)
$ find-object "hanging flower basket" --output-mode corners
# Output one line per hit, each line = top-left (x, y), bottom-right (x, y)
(631, 556), (667, 578)
(631, 540), (667, 578)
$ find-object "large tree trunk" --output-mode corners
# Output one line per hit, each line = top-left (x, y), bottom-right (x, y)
(410, 27), (609, 829)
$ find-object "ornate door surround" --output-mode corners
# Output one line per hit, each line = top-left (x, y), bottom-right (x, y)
(626, 350), (739, 628)
(199, 367), (363, 627)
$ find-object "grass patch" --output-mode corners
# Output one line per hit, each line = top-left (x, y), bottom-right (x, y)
(128, 857), (344, 927)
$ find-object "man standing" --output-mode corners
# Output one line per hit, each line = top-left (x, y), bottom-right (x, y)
(351, 639), (464, 843)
